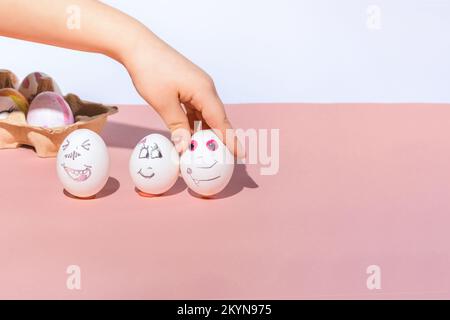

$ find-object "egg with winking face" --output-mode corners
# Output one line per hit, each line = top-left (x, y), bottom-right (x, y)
(56, 129), (110, 198)
(180, 130), (234, 197)
(129, 134), (180, 195)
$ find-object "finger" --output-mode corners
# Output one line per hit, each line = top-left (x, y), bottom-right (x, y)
(153, 99), (191, 153)
(196, 92), (245, 159)
(185, 102), (210, 132)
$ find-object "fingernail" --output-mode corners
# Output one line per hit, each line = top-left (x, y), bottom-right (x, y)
(175, 141), (184, 153)
(172, 135), (182, 143)
(172, 133), (188, 153)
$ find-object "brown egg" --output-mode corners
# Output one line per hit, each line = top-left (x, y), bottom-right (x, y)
(0, 69), (20, 89)
(18, 72), (62, 102)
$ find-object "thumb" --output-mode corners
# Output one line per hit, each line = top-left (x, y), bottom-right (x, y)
(198, 92), (245, 159)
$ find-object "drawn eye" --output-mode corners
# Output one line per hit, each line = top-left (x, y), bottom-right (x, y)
(206, 139), (218, 151)
(139, 145), (150, 159)
(189, 140), (198, 151)
(81, 140), (91, 151)
(150, 144), (163, 159)
(62, 140), (70, 151)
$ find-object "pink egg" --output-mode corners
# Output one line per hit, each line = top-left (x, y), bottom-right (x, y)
(27, 92), (74, 128)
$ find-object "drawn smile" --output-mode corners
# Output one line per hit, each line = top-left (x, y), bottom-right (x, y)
(138, 168), (155, 179)
(196, 160), (218, 169)
(63, 164), (92, 182)
(186, 168), (220, 186)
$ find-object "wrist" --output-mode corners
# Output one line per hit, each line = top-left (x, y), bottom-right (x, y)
(112, 23), (159, 68)
(102, 18), (146, 65)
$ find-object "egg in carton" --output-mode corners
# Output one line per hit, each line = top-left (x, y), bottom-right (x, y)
(0, 70), (118, 158)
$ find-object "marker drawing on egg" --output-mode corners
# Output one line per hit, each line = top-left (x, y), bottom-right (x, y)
(180, 130), (234, 197)
(136, 139), (161, 180)
(62, 164), (92, 182)
(129, 134), (180, 195)
(56, 129), (110, 199)
(61, 138), (94, 182)
(137, 168), (155, 180)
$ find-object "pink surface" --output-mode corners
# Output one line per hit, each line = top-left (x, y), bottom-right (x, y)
(1, 103), (450, 299)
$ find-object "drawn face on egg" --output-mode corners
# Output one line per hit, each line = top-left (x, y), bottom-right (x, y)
(60, 138), (94, 182)
(129, 134), (180, 195)
(56, 129), (110, 198)
(180, 130), (234, 197)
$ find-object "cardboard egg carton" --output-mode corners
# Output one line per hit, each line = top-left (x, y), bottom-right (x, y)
(0, 70), (118, 158)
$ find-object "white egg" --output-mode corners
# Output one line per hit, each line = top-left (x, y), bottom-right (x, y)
(180, 130), (234, 197)
(56, 129), (110, 198)
(129, 134), (180, 195)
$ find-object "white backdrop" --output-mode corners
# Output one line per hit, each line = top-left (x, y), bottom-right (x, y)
(1, 0), (450, 104)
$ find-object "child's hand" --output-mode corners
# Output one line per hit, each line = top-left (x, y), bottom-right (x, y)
(122, 31), (243, 157)
(0, 0), (244, 158)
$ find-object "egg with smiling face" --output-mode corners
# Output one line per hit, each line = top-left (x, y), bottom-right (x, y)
(129, 134), (180, 195)
(56, 129), (110, 198)
(180, 130), (234, 197)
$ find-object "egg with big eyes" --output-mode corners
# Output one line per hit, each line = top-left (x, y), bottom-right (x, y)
(18, 72), (62, 102)
(27, 92), (74, 128)
(0, 88), (29, 120)
(129, 134), (180, 195)
(180, 130), (234, 197)
(56, 129), (110, 198)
